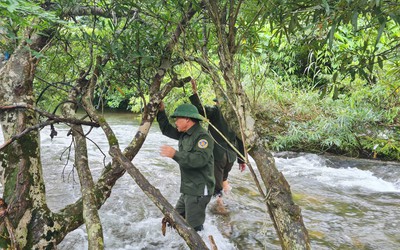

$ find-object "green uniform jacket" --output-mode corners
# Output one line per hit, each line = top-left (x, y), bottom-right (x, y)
(189, 94), (245, 164)
(157, 110), (215, 196)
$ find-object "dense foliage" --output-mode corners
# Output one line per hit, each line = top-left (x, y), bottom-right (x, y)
(248, 17), (400, 161)
(1, 0), (399, 161)
(163, 7), (400, 161)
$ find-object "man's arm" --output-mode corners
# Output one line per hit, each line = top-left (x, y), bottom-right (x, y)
(189, 78), (215, 117)
(189, 79), (205, 115)
(188, 93), (205, 116)
(157, 102), (180, 140)
(236, 137), (246, 172)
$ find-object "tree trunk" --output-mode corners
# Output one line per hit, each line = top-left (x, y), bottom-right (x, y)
(0, 31), (59, 249)
(61, 72), (104, 249)
(250, 140), (311, 249)
(203, 1), (311, 249)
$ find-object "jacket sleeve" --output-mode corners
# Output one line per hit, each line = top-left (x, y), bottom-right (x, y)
(173, 134), (214, 169)
(156, 110), (180, 140)
(189, 93), (216, 119)
(236, 137), (246, 164)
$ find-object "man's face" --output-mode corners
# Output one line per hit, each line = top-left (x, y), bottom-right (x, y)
(175, 117), (191, 132)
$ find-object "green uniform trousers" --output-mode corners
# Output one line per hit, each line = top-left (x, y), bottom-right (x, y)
(175, 193), (212, 231)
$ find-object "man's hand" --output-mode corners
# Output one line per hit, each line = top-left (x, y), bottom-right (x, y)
(159, 101), (165, 111)
(191, 78), (197, 94)
(160, 145), (176, 158)
(239, 163), (246, 172)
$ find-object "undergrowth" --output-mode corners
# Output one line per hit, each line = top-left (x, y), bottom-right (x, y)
(251, 79), (399, 161)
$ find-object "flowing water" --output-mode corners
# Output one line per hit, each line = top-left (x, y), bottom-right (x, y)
(1, 112), (399, 249)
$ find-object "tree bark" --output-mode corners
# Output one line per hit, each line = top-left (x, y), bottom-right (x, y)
(0, 30), (60, 249)
(61, 71), (104, 249)
(250, 140), (311, 249)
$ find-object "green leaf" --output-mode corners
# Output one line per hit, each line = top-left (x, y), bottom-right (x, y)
(377, 56), (383, 69)
(333, 71), (338, 82)
(375, 21), (385, 46)
(322, 0), (330, 14)
(7, 0), (18, 12)
(107, 19), (115, 31)
(363, 40), (368, 51)
(328, 22), (336, 48)
(351, 11), (358, 34)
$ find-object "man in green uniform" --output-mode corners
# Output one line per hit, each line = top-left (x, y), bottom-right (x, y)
(157, 101), (215, 231)
(189, 79), (246, 213)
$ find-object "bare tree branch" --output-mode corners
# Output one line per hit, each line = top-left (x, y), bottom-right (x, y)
(0, 104), (99, 127)
(0, 120), (55, 151)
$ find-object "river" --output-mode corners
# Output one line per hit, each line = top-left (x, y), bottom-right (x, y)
(1, 112), (399, 249)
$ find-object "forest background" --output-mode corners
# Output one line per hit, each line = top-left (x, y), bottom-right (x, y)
(0, 0), (399, 249)
(2, 0), (398, 161)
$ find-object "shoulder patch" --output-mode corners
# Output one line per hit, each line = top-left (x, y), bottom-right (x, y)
(198, 139), (209, 149)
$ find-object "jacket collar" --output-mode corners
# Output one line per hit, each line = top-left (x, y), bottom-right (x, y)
(185, 122), (200, 135)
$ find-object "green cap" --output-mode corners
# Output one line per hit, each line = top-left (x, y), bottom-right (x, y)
(171, 103), (204, 121)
